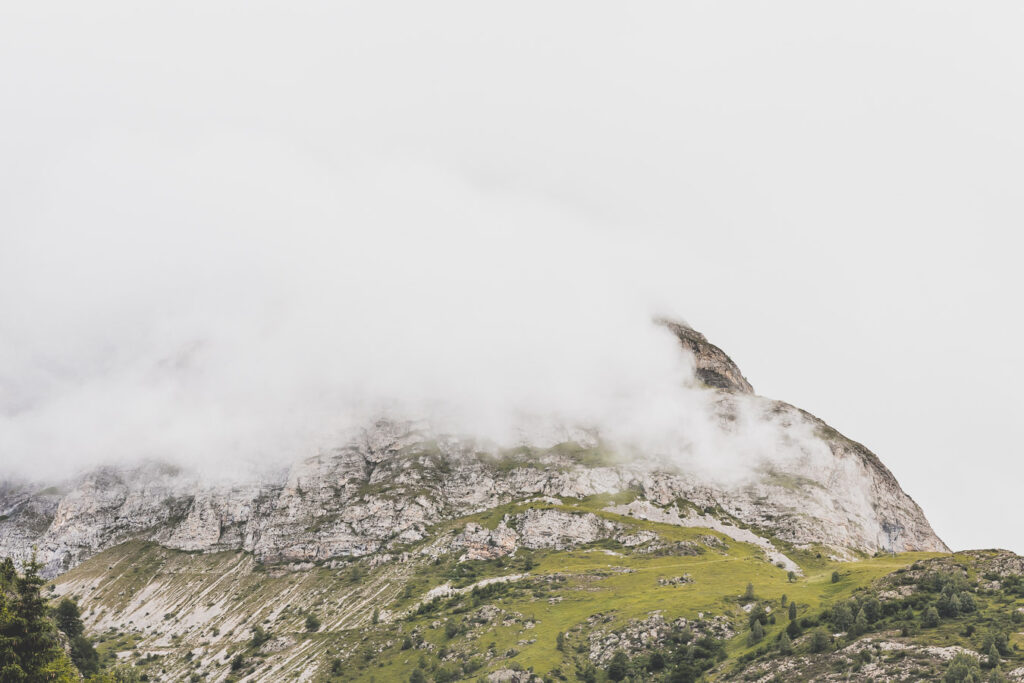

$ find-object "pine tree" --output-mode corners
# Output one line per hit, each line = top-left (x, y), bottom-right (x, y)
(786, 619), (802, 639)
(748, 620), (764, 645)
(988, 643), (1000, 668)
(70, 635), (99, 676)
(0, 558), (15, 587)
(744, 583), (755, 600)
(0, 558), (77, 682)
(923, 606), (940, 628)
(54, 598), (83, 638)
(778, 631), (793, 655)
(748, 604), (768, 628)
(13, 559), (61, 676)
(788, 602), (797, 621)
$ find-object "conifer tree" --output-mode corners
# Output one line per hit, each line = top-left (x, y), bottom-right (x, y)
(748, 620), (764, 645)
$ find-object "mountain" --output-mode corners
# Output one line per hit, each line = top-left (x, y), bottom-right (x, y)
(2, 322), (1017, 683)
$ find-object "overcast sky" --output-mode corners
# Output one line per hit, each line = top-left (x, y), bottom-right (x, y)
(1, 2), (1022, 553)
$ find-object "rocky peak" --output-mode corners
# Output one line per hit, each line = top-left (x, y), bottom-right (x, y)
(657, 318), (754, 394)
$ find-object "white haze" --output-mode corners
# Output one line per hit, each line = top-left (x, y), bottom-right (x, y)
(1, 2), (1023, 552)
(1, 149), (830, 486)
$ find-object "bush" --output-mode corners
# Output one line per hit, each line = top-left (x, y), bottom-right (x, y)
(810, 628), (831, 653)
(576, 663), (598, 683)
(251, 624), (271, 646)
(444, 620), (460, 639)
(982, 630), (1011, 657)
(851, 609), (868, 636)
(861, 597), (882, 623)
(607, 651), (630, 681)
(943, 652), (982, 682)
(832, 571), (841, 583)
(830, 603), (853, 632)
(305, 614), (321, 632)
(433, 663), (462, 682)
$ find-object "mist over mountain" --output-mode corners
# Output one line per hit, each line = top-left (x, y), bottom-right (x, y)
(0, 320), (992, 683)
(2, 3), (1024, 682)
(4, 2), (1024, 553)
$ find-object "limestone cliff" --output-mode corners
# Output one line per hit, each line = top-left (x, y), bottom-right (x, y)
(0, 324), (947, 578)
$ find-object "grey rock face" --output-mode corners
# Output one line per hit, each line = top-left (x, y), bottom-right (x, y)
(658, 318), (754, 393)
(0, 327), (947, 577)
(452, 509), (659, 560)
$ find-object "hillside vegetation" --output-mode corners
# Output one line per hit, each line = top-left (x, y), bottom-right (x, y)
(28, 495), (1024, 682)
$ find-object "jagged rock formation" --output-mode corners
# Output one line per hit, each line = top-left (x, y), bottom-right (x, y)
(0, 322), (947, 578)
(657, 318), (754, 394)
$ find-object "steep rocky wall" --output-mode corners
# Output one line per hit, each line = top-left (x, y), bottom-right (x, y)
(0, 413), (946, 577)
(0, 327), (947, 577)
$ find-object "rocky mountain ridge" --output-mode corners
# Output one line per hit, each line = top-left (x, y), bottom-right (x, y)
(0, 322), (946, 580)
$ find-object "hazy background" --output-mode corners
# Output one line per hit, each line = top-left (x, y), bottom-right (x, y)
(1, 2), (1022, 552)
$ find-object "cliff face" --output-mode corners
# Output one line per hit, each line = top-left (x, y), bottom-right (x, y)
(0, 324), (947, 578)
(657, 318), (755, 394)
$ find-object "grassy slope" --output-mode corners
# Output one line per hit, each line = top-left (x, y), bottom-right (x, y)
(49, 496), (1016, 683)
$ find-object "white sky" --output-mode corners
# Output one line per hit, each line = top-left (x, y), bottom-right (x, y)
(1, 2), (1022, 553)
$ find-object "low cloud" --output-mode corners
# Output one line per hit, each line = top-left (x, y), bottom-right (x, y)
(0, 134), (845, 486)
(0, 145), (699, 479)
